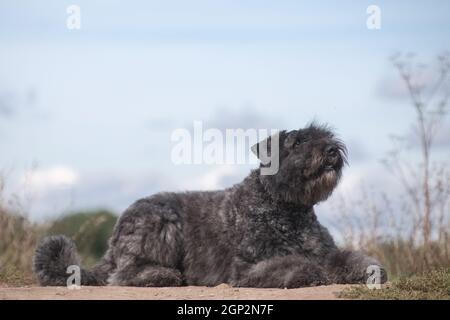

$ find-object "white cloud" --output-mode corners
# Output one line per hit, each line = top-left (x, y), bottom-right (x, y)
(23, 165), (78, 193)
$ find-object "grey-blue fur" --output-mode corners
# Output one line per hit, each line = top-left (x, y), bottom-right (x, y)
(33, 123), (387, 288)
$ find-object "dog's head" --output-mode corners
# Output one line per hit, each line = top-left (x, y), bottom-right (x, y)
(252, 123), (347, 206)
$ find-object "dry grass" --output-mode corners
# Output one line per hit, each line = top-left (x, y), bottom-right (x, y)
(0, 175), (43, 286)
(0, 206), (41, 286)
(333, 175), (450, 279)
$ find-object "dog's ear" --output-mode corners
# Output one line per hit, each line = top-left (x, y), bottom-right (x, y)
(250, 137), (267, 160)
(251, 131), (285, 164)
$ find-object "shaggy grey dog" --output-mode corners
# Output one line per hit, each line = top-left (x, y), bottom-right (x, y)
(34, 124), (387, 288)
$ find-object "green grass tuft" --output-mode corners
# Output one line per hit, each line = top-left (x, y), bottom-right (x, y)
(339, 268), (450, 300)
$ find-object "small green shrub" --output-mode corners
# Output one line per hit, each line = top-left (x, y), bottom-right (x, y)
(47, 210), (117, 266)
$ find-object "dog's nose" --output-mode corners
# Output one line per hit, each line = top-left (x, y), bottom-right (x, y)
(325, 145), (338, 156)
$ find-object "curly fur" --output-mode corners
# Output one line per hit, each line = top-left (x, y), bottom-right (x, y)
(34, 123), (387, 287)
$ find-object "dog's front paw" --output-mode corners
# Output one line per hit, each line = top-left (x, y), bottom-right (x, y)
(284, 265), (329, 288)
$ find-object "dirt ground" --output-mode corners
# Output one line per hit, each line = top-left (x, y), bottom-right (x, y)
(0, 283), (353, 300)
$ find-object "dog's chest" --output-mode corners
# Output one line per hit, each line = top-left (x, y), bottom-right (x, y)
(239, 208), (327, 260)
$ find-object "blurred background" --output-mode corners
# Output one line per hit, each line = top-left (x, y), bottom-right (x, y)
(0, 1), (449, 285)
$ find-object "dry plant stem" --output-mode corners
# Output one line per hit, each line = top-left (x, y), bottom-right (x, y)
(334, 53), (450, 277)
(393, 53), (450, 262)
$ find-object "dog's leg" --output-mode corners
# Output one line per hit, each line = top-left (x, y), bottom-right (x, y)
(106, 198), (185, 287)
(231, 255), (329, 288)
(108, 257), (183, 287)
(325, 250), (387, 284)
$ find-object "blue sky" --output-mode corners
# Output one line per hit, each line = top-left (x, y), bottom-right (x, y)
(0, 1), (449, 224)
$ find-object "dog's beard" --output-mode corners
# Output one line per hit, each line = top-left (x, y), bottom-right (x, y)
(303, 169), (341, 203)
(261, 167), (341, 206)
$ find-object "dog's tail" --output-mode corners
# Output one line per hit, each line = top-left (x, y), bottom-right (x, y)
(33, 235), (111, 286)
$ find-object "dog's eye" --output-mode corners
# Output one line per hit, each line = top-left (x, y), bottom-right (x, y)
(293, 138), (309, 148)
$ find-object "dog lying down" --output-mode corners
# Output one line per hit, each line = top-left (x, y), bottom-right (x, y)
(34, 123), (387, 288)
